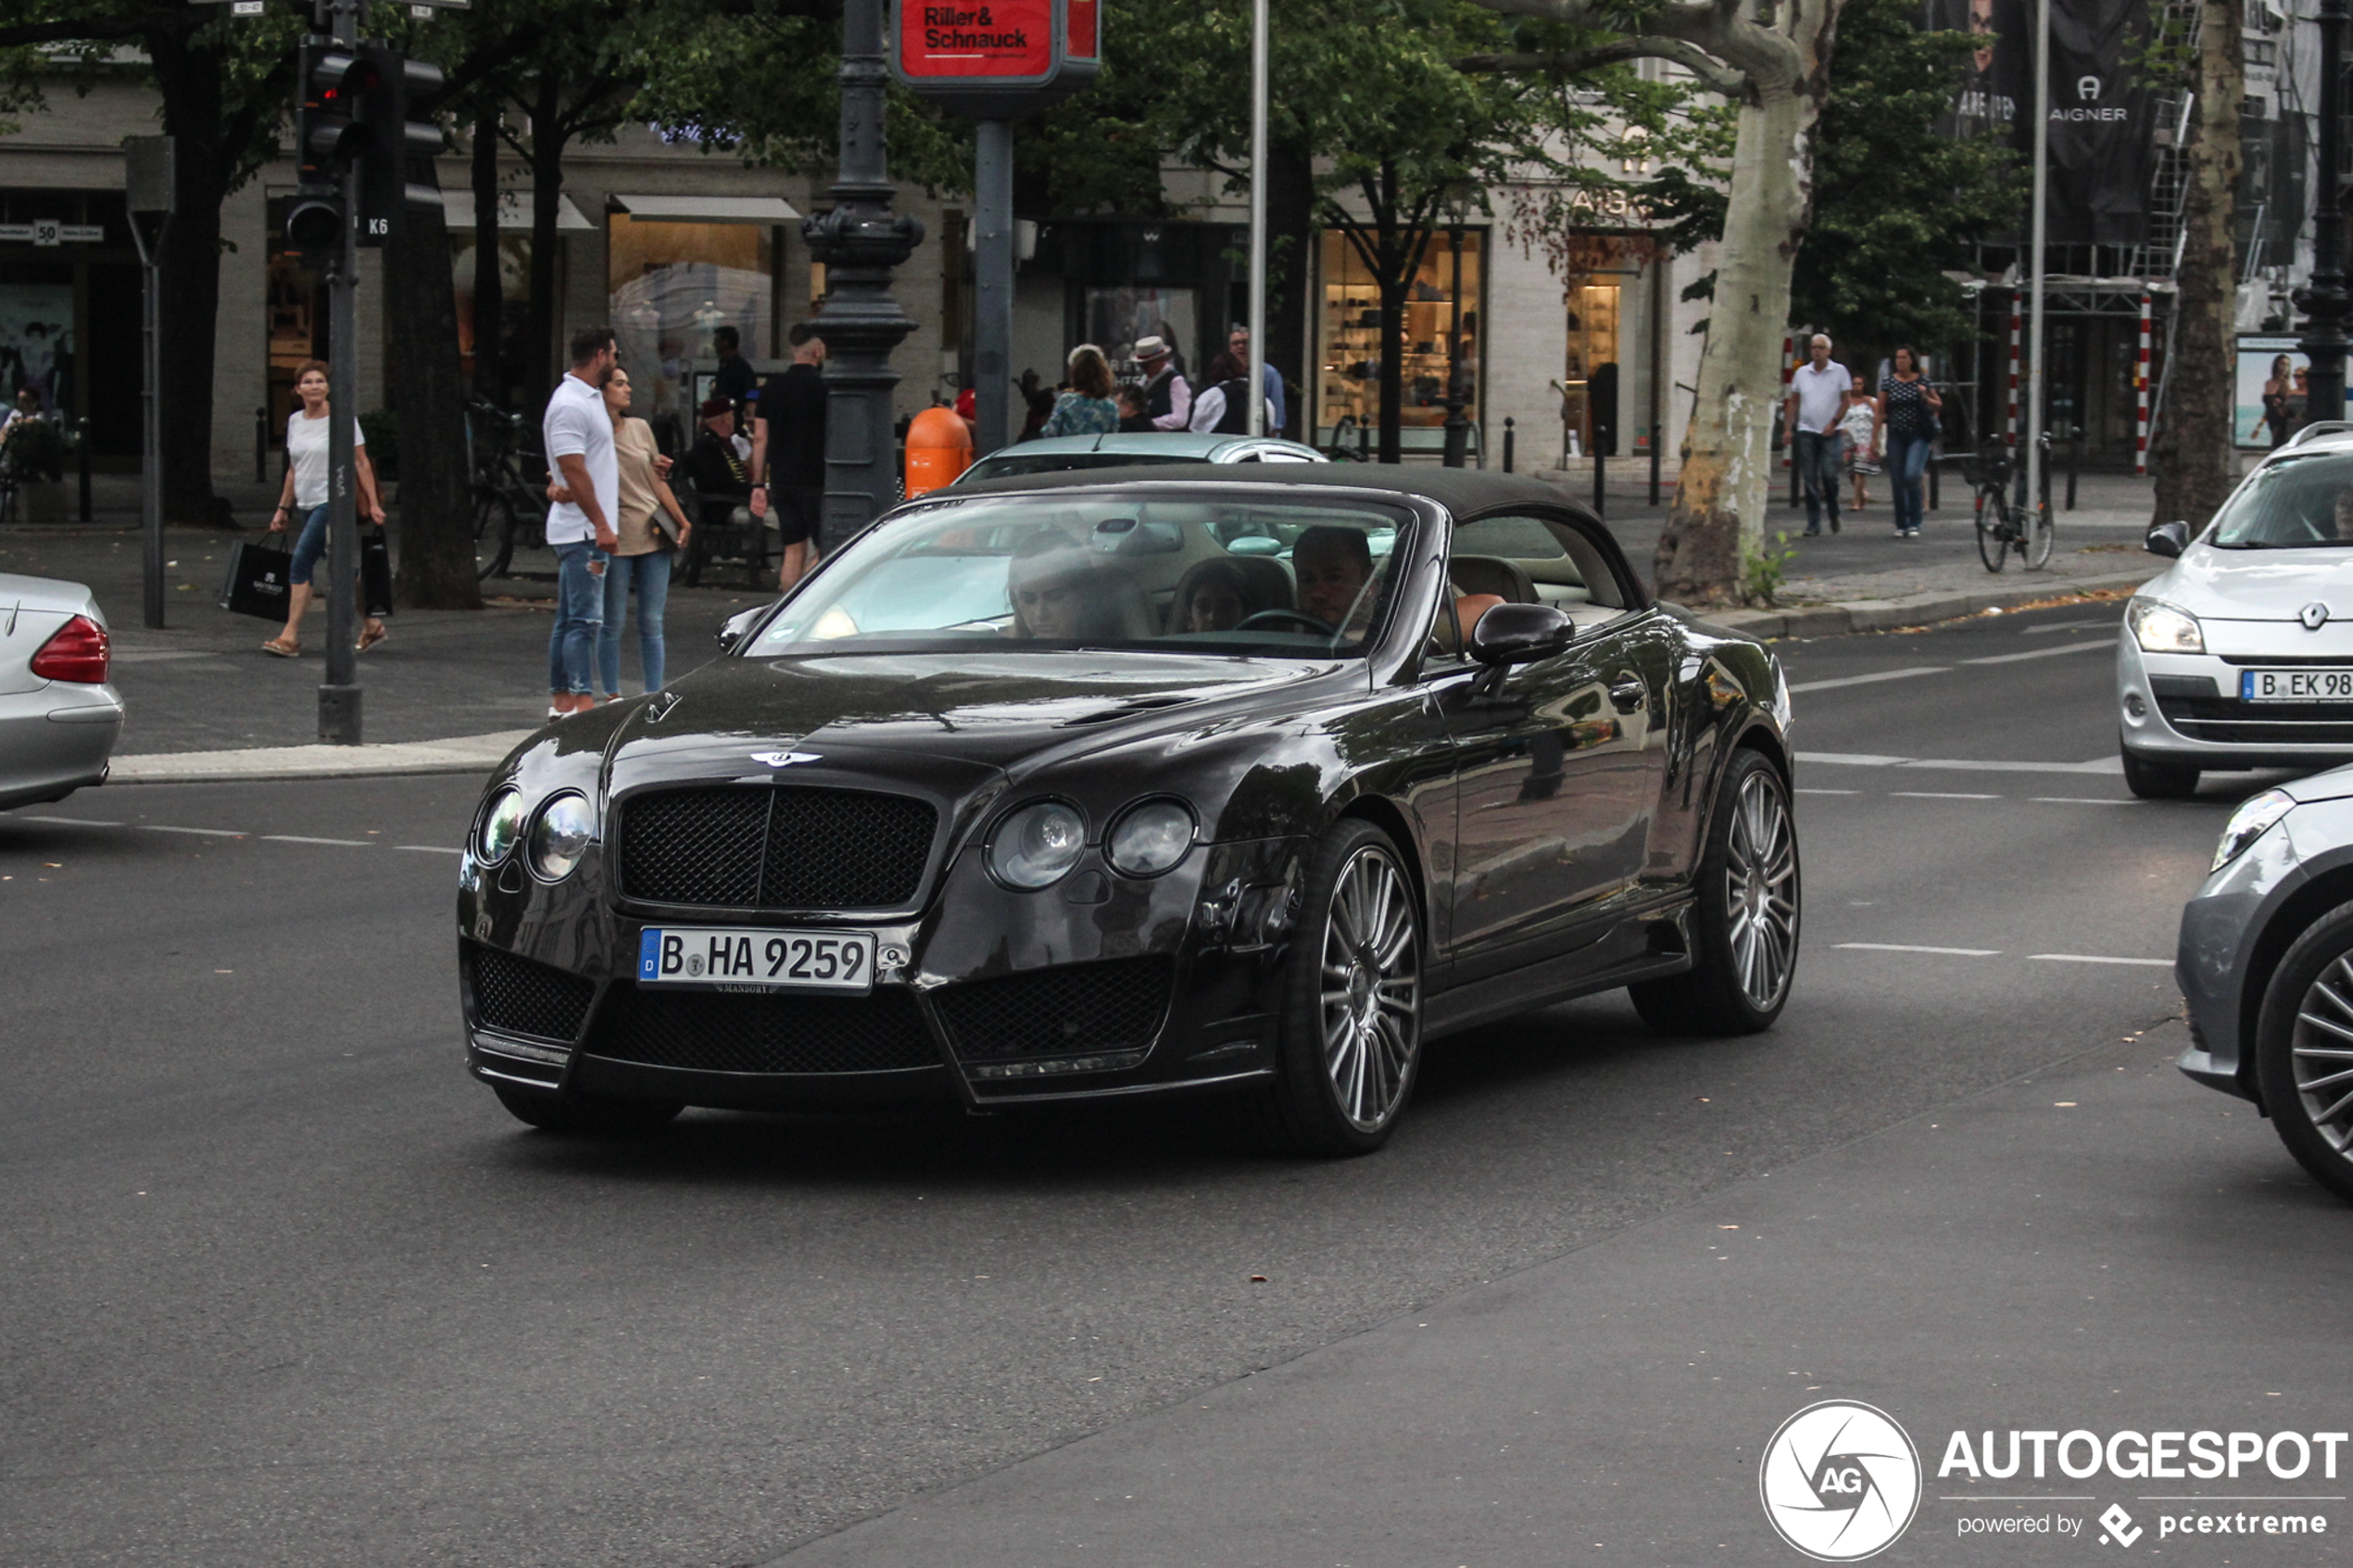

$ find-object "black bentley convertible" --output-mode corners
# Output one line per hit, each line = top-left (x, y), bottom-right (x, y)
(458, 468), (1798, 1154)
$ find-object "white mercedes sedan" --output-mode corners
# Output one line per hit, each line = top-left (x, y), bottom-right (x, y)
(2120, 422), (2353, 797)
(0, 572), (121, 810)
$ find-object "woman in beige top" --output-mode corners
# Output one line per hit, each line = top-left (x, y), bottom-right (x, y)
(554, 366), (692, 699)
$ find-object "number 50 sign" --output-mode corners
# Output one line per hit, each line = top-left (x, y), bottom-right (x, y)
(892, 0), (1098, 118)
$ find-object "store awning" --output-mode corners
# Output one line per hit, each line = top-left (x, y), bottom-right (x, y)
(608, 194), (800, 224)
(439, 191), (595, 232)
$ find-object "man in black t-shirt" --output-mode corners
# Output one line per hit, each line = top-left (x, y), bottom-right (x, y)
(751, 322), (828, 591)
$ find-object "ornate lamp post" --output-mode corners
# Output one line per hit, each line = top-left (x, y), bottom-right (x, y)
(2300, 0), (2350, 422)
(804, 0), (924, 540)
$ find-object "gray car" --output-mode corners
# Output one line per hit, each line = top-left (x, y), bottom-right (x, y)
(2178, 765), (2353, 1198)
(949, 431), (1329, 488)
(0, 572), (122, 810)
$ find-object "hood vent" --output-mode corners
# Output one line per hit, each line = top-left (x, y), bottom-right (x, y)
(1059, 694), (1200, 728)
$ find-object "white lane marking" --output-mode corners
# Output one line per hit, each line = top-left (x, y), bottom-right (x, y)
(261, 834), (374, 847)
(2031, 797), (2134, 805)
(1961, 641), (2113, 666)
(13, 815), (121, 827)
(142, 824), (245, 838)
(1799, 751), (2122, 774)
(1891, 791), (2001, 800)
(2029, 953), (2172, 967)
(1787, 666), (1950, 694)
(2022, 618), (2112, 635)
(1837, 942), (2003, 957)
(1794, 787), (1858, 795)
(396, 845), (462, 856)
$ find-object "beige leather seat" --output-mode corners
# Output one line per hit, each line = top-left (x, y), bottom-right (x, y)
(1448, 553), (1539, 605)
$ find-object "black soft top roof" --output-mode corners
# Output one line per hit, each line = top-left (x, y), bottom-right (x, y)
(950, 460), (1602, 522)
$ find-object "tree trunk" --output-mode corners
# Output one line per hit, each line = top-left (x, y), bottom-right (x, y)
(148, 26), (229, 525)
(1268, 135), (1315, 441)
(472, 93), (506, 406)
(386, 167), (484, 611)
(2150, 0), (2244, 529)
(522, 79), (566, 419)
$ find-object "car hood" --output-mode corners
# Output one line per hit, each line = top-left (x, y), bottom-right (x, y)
(605, 648), (1348, 782)
(2158, 546), (2353, 621)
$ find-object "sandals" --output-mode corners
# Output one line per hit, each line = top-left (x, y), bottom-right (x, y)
(261, 637), (300, 658)
(356, 623), (388, 653)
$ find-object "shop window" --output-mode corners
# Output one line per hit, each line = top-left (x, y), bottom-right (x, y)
(1314, 229), (1482, 450)
(1085, 287), (1196, 381)
(1559, 282), (1621, 457)
(0, 271), (74, 415)
(450, 232), (533, 405)
(608, 212), (774, 451)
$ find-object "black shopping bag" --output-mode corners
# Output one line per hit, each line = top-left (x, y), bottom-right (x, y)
(361, 526), (394, 618)
(218, 537), (295, 621)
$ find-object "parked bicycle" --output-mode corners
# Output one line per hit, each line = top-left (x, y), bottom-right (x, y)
(468, 398), (549, 581)
(1954, 436), (2054, 572)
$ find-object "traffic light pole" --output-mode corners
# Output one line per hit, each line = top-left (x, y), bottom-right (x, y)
(320, 0), (362, 744)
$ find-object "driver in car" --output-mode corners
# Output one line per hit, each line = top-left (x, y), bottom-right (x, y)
(2333, 487), (2353, 541)
(1009, 534), (1089, 638)
(1295, 526), (1376, 633)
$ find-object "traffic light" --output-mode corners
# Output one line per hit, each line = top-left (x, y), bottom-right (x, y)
(283, 40), (374, 266)
(353, 44), (446, 247)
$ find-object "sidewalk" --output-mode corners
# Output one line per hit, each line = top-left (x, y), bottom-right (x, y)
(0, 469), (2166, 782)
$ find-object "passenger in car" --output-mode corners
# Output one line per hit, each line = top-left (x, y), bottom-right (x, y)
(1169, 559), (1254, 633)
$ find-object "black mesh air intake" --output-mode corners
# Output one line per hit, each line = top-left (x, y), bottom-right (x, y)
(931, 957), (1176, 1063)
(585, 984), (939, 1074)
(468, 945), (597, 1043)
(617, 785), (937, 909)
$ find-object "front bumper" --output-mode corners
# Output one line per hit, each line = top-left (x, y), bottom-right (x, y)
(2120, 633), (2353, 770)
(0, 680), (121, 809)
(459, 831), (1312, 1112)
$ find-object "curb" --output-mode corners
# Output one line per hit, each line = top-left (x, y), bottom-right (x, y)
(1707, 568), (2160, 639)
(106, 730), (534, 786)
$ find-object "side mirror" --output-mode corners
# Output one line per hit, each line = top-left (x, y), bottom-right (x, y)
(1468, 601), (1576, 667)
(716, 605), (764, 653)
(2145, 521), (2190, 558)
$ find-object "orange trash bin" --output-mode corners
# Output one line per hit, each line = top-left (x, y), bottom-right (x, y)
(904, 405), (974, 498)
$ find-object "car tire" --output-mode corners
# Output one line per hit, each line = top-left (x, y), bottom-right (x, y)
(1266, 819), (1424, 1157)
(491, 1083), (684, 1136)
(2121, 746), (2200, 799)
(2254, 900), (2353, 1202)
(1629, 747), (1800, 1036)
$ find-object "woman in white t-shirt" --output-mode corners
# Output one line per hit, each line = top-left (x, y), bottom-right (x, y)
(262, 359), (387, 658)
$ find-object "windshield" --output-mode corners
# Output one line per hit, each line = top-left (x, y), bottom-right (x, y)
(961, 451), (1202, 483)
(2212, 453), (2353, 547)
(746, 490), (1416, 659)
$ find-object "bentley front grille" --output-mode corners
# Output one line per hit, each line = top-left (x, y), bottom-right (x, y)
(616, 785), (937, 910)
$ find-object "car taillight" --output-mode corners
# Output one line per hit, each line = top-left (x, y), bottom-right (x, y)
(30, 615), (109, 683)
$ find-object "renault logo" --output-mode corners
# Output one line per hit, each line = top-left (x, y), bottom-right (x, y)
(2303, 602), (2332, 631)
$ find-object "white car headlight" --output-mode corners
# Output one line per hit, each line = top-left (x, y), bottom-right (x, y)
(477, 787), (525, 864)
(2128, 597), (2205, 655)
(528, 791), (598, 881)
(2213, 789), (2295, 872)
(1106, 798), (1197, 877)
(988, 801), (1088, 889)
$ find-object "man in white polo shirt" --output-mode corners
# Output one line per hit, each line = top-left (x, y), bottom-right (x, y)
(543, 325), (622, 717)
(1782, 332), (1853, 537)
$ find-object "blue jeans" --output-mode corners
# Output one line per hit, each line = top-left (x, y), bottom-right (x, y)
(1794, 430), (1842, 533)
(547, 541), (606, 696)
(287, 503), (332, 584)
(597, 548), (673, 696)
(1885, 431), (1932, 533)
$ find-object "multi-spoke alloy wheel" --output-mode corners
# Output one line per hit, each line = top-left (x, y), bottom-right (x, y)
(2256, 903), (2353, 1201)
(1271, 820), (1423, 1156)
(1631, 747), (1801, 1035)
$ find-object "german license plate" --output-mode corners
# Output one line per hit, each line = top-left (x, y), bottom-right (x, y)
(2241, 669), (2353, 703)
(637, 926), (875, 992)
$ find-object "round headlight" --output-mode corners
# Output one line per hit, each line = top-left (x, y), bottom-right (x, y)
(988, 801), (1088, 889)
(477, 787), (525, 864)
(528, 791), (598, 881)
(1107, 798), (1196, 877)
(2213, 788), (2295, 872)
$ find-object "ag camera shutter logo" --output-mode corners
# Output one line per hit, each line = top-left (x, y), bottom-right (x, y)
(1760, 1400), (1922, 1561)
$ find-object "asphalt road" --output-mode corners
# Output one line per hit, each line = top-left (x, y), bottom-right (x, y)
(5, 602), (2345, 1567)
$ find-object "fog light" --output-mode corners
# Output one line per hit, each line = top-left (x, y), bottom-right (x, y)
(2124, 692), (2147, 719)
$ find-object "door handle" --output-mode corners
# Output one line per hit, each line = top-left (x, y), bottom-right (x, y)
(1607, 679), (1646, 713)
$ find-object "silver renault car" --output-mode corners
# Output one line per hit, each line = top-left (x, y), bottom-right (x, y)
(0, 571), (121, 809)
(2120, 422), (2353, 797)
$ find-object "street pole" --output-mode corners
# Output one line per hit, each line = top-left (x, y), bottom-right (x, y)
(318, 0), (362, 743)
(2021, 0), (2050, 528)
(1246, 0), (1268, 438)
(1441, 222), (1469, 468)
(805, 0), (923, 539)
(973, 119), (1013, 456)
(123, 137), (173, 632)
(2302, 0), (2350, 422)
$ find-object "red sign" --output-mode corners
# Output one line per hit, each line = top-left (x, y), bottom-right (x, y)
(900, 0), (1054, 82)
(1065, 0), (1097, 61)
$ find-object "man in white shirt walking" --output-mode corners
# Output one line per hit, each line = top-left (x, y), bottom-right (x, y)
(543, 326), (622, 717)
(1782, 333), (1853, 537)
